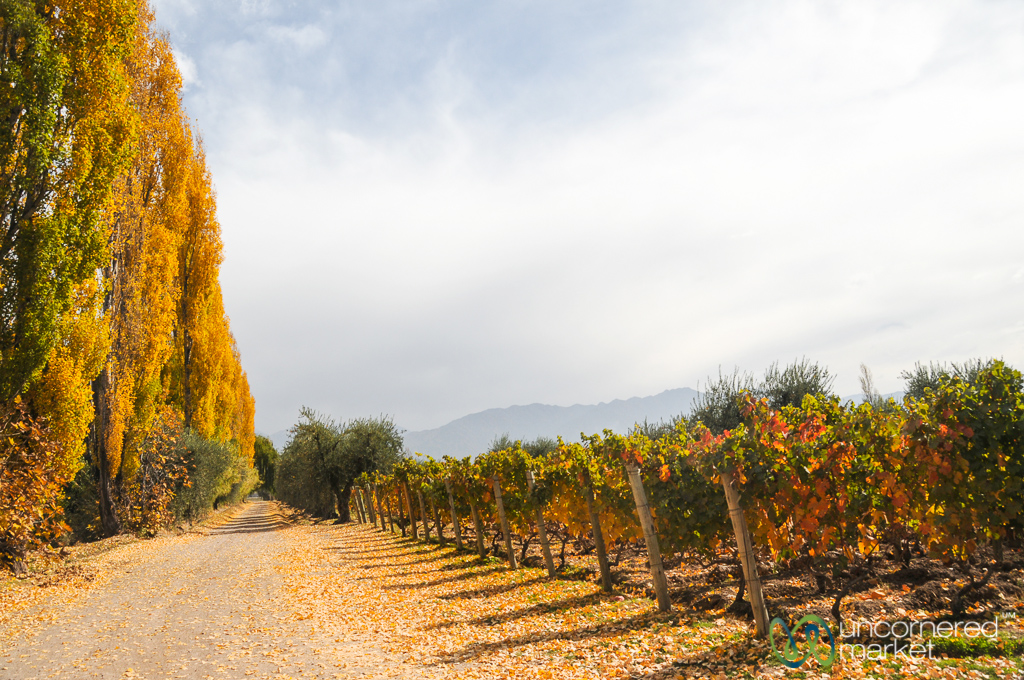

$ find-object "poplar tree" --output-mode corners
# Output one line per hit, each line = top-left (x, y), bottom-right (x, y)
(89, 6), (194, 535)
(0, 0), (135, 399)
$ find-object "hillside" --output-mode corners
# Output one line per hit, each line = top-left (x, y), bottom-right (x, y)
(402, 387), (699, 458)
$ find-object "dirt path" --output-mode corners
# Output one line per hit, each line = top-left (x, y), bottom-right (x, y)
(0, 501), (417, 680)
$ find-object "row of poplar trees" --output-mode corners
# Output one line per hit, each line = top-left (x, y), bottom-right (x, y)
(0, 0), (254, 565)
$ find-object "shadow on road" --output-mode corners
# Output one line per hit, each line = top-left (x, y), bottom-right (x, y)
(208, 505), (290, 535)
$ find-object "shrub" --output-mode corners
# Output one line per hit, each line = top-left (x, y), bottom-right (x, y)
(0, 401), (72, 574)
(171, 431), (244, 523)
(117, 412), (188, 537)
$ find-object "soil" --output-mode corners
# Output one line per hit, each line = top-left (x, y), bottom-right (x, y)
(455, 523), (1024, 630)
(0, 501), (429, 679)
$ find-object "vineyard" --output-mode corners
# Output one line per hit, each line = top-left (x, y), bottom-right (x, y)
(5, 358), (1024, 679)
(290, 359), (1024, 676)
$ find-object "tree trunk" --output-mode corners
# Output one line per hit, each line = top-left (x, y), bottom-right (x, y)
(720, 470), (769, 637)
(492, 478), (517, 569)
(90, 367), (121, 537)
(182, 327), (193, 430)
(469, 500), (487, 558)
(445, 480), (464, 550)
(625, 464), (671, 612)
(336, 483), (353, 523)
(526, 470), (555, 576)
(584, 479), (613, 592)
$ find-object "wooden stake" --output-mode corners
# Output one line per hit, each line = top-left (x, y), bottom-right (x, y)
(378, 487), (387, 531)
(374, 485), (385, 528)
(417, 490), (431, 543)
(446, 480), (464, 550)
(384, 492), (395, 533)
(402, 483), (417, 539)
(374, 485), (387, 532)
(720, 470), (770, 637)
(364, 485), (377, 525)
(469, 500), (487, 558)
(430, 496), (445, 546)
(396, 487), (408, 537)
(492, 478), (517, 569)
(584, 477), (613, 592)
(526, 470), (555, 576)
(356, 488), (367, 524)
(625, 464), (671, 612)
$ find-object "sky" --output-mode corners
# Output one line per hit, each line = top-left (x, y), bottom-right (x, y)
(151, 0), (1024, 435)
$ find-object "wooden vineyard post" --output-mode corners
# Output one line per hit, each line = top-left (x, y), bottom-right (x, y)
(356, 489), (367, 524)
(371, 485), (379, 530)
(584, 476), (613, 592)
(361, 488), (371, 524)
(402, 483), (417, 539)
(720, 470), (769, 637)
(417, 490), (431, 543)
(389, 491), (399, 534)
(384, 493), (395, 533)
(625, 464), (671, 612)
(377, 487), (387, 531)
(526, 470), (555, 576)
(374, 485), (385, 528)
(375, 485), (388, 532)
(350, 492), (361, 523)
(396, 488), (408, 537)
(445, 480), (464, 550)
(430, 496), (445, 546)
(492, 478), (517, 569)
(469, 500), (487, 558)
(364, 486), (377, 525)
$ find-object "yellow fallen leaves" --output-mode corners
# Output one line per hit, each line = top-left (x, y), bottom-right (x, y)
(280, 523), (764, 679)
(0, 502), (250, 648)
(277, 522), (1024, 680)
(5, 503), (1024, 679)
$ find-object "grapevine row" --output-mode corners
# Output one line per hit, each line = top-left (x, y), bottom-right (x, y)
(349, 360), (1024, 636)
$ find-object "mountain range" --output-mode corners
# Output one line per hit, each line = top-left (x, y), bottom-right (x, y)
(260, 388), (698, 456)
(261, 387), (904, 457)
(401, 388), (700, 458)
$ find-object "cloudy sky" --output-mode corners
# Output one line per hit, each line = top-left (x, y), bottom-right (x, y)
(151, 0), (1024, 435)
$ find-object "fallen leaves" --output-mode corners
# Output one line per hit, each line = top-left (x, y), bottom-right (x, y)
(280, 522), (1024, 679)
(4, 503), (1024, 679)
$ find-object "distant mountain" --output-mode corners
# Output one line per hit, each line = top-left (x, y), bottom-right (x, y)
(403, 388), (700, 459)
(255, 429), (291, 452)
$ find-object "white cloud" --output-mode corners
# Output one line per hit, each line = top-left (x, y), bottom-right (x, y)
(161, 0), (1024, 432)
(171, 48), (199, 89)
(265, 24), (327, 51)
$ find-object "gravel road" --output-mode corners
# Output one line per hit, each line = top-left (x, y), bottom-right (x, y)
(1, 501), (411, 680)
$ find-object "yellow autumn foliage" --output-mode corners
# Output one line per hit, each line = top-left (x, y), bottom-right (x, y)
(32, 280), (109, 472)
